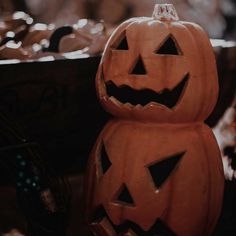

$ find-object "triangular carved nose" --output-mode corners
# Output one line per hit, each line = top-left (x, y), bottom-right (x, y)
(130, 56), (146, 75)
(156, 36), (181, 55)
(116, 184), (135, 206)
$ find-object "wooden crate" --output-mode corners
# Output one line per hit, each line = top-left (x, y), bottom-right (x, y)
(0, 56), (109, 174)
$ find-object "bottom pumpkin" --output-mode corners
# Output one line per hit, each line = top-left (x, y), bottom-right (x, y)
(85, 120), (224, 236)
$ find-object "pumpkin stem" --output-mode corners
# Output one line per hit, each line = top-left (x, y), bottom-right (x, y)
(152, 4), (179, 21)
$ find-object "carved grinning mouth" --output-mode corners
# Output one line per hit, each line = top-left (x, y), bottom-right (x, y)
(105, 74), (189, 109)
(91, 206), (176, 236)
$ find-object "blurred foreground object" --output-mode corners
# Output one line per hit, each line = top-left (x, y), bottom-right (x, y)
(213, 100), (236, 181)
(2, 229), (25, 236)
(0, 0), (27, 15)
(0, 111), (70, 236)
(207, 39), (236, 127)
(3, 0), (227, 38)
(33, 0), (224, 38)
(0, 11), (111, 60)
(220, 0), (236, 39)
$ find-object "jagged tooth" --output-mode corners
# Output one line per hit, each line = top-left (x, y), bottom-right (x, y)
(124, 102), (133, 108)
(135, 104), (143, 109)
(146, 102), (160, 108)
(109, 96), (121, 105)
(148, 102), (157, 106)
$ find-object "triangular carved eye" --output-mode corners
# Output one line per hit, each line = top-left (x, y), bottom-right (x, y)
(114, 34), (129, 50)
(100, 143), (112, 175)
(155, 36), (181, 55)
(130, 56), (146, 75)
(148, 152), (185, 189)
(115, 184), (135, 206)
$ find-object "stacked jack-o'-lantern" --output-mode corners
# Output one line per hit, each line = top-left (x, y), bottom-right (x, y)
(85, 4), (224, 236)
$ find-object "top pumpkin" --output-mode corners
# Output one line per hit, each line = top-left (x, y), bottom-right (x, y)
(96, 4), (219, 123)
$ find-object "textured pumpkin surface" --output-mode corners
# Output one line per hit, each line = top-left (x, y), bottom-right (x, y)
(85, 120), (224, 236)
(96, 17), (219, 123)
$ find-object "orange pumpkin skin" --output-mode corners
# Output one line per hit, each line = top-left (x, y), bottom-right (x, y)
(96, 16), (218, 123)
(85, 120), (224, 236)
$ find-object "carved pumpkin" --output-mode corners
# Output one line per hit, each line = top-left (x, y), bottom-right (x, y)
(85, 4), (224, 236)
(86, 120), (224, 236)
(96, 4), (219, 123)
